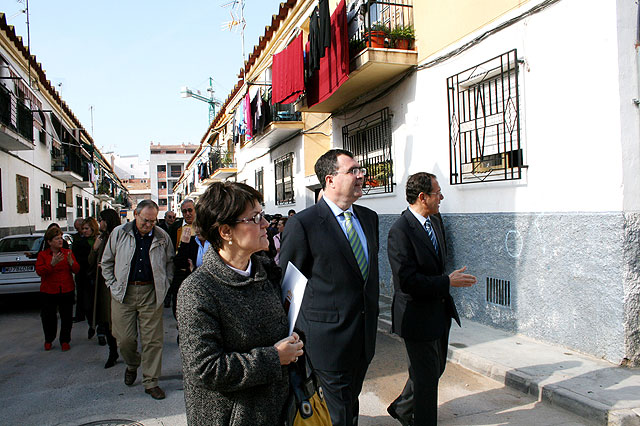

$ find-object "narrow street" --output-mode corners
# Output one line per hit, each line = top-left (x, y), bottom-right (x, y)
(0, 294), (593, 426)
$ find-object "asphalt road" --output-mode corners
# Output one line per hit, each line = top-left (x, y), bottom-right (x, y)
(0, 293), (593, 426)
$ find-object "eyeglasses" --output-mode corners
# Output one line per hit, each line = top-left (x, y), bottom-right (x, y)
(427, 190), (443, 196)
(236, 211), (266, 225)
(139, 217), (157, 225)
(334, 167), (367, 177)
(181, 208), (194, 214)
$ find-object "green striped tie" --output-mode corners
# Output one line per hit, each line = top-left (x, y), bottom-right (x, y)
(344, 211), (369, 281)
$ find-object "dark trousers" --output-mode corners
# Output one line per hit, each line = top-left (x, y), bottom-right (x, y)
(390, 326), (451, 426)
(314, 355), (370, 426)
(40, 291), (75, 344)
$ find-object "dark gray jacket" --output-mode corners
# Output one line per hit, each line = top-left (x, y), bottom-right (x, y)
(177, 249), (289, 426)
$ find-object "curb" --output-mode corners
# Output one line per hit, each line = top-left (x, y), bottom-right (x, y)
(377, 317), (640, 426)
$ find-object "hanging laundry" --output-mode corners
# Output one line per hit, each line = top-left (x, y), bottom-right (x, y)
(244, 92), (253, 140)
(308, 0), (331, 74)
(272, 33), (304, 104)
(252, 89), (262, 135)
(307, 0), (349, 108)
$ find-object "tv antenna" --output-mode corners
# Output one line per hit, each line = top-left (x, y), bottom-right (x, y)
(221, 0), (247, 81)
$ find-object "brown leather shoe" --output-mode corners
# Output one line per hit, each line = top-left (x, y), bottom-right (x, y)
(145, 386), (166, 400)
(124, 368), (137, 386)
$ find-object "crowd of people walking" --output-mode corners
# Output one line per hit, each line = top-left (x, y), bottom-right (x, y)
(32, 148), (477, 426)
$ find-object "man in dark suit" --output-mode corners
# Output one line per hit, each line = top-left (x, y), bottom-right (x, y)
(387, 172), (476, 426)
(280, 149), (379, 426)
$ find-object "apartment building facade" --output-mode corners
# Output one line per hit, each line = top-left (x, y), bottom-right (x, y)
(149, 142), (198, 216)
(0, 13), (128, 236)
(176, 0), (640, 365)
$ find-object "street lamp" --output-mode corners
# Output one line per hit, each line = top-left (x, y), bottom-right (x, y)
(181, 77), (221, 124)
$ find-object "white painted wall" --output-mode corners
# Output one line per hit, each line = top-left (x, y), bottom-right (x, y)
(236, 135), (306, 215)
(331, 0), (631, 215)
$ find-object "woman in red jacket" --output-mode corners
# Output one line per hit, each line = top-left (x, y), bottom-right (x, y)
(36, 227), (80, 351)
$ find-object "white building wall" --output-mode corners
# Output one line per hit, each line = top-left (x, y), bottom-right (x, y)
(333, 0), (626, 216)
(328, 0), (637, 363)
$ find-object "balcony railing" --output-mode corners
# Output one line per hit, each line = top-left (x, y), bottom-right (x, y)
(246, 89), (303, 149)
(0, 83), (34, 141)
(51, 147), (88, 179)
(349, 0), (414, 56)
(270, 101), (301, 124)
(209, 148), (236, 171)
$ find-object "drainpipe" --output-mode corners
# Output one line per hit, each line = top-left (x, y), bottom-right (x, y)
(635, 2), (640, 107)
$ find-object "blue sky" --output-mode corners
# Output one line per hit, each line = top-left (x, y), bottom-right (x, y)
(4, 0), (283, 159)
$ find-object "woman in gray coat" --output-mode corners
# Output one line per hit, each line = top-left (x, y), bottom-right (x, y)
(177, 182), (303, 426)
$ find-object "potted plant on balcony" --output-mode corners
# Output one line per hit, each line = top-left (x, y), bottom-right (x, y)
(391, 25), (415, 50)
(349, 38), (366, 58)
(365, 23), (390, 48)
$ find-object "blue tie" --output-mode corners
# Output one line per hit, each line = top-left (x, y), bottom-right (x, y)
(344, 212), (369, 281)
(424, 218), (439, 253)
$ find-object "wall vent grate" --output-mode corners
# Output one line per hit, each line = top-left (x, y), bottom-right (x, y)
(486, 277), (511, 307)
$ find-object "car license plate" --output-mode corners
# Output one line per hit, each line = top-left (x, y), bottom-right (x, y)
(2, 265), (35, 273)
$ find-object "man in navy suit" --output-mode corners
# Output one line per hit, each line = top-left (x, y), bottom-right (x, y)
(280, 149), (379, 426)
(387, 172), (476, 426)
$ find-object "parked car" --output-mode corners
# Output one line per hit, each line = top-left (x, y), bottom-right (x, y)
(0, 233), (74, 295)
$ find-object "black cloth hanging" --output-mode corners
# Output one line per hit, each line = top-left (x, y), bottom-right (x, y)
(308, 0), (331, 74)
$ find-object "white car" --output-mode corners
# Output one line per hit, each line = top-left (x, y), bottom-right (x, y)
(0, 233), (74, 295)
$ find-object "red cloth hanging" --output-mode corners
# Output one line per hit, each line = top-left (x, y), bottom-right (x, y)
(306, 0), (349, 108)
(272, 33), (304, 104)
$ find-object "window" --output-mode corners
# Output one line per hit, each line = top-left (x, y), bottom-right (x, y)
(92, 201), (96, 218)
(159, 198), (168, 206)
(0, 169), (3, 212)
(157, 165), (166, 172)
(274, 153), (294, 205)
(84, 198), (89, 218)
(342, 107), (394, 195)
(16, 175), (29, 213)
(158, 181), (167, 189)
(255, 168), (264, 201)
(41, 185), (51, 219)
(447, 49), (524, 185)
(170, 165), (182, 178)
(76, 195), (83, 218)
(56, 190), (66, 219)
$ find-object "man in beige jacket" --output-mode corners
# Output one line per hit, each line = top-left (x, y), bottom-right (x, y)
(102, 199), (174, 400)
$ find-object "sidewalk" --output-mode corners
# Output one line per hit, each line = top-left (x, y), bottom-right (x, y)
(378, 317), (640, 426)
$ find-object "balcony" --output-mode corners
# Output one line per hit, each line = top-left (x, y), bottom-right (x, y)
(298, 0), (416, 113)
(247, 96), (303, 150)
(204, 147), (237, 182)
(51, 147), (91, 186)
(0, 84), (34, 151)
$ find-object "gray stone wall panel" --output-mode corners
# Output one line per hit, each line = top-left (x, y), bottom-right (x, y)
(378, 212), (630, 364)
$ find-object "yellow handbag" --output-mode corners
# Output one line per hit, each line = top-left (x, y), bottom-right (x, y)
(293, 384), (332, 426)
(284, 353), (332, 426)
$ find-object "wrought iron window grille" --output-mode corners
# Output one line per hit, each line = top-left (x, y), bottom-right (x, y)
(56, 190), (66, 220)
(447, 49), (525, 185)
(342, 107), (394, 195)
(274, 153), (295, 205)
(76, 195), (83, 219)
(255, 168), (264, 202)
(41, 184), (51, 219)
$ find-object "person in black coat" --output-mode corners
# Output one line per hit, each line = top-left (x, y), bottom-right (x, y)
(386, 172), (476, 426)
(280, 149), (379, 426)
(172, 228), (211, 319)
